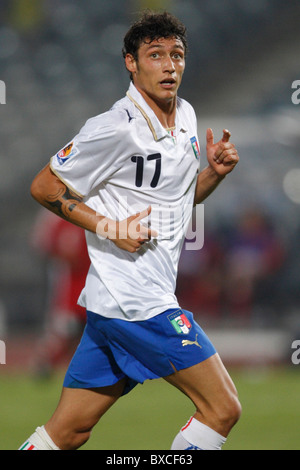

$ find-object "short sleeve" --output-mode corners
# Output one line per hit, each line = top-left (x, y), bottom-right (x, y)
(50, 109), (126, 197)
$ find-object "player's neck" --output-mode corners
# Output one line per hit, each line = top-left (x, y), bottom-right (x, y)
(135, 86), (177, 129)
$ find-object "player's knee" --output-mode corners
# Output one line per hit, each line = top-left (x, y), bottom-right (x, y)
(71, 430), (92, 450)
(200, 391), (241, 436)
(216, 394), (242, 432)
(49, 419), (95, 450)
(58, 428), (92, 450)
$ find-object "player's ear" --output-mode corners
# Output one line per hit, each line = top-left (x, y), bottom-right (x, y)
(125, 53), (137, 76)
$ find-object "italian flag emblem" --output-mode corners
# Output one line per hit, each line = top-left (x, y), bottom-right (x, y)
(168, 311), (192, 335)
(190, 136), (201, 160)
(19, 441), (36, 450)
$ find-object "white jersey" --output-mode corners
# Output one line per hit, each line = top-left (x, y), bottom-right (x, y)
(50, 82), (201, 321)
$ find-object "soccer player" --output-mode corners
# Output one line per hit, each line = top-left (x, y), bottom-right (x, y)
(19, 11), (241, 451)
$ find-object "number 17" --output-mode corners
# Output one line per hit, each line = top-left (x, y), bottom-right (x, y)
(131, 153), (162, 188)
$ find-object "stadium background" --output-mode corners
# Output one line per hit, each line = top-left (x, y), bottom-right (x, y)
(0, 0), (299, 450)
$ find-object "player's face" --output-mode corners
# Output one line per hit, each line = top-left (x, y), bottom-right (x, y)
(126, 37), (186, 105)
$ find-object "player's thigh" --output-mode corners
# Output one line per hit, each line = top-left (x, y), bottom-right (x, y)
(164, 353), (239, 416)
(46, 379), (126, 434)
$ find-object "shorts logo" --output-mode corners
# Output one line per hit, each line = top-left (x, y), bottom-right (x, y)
(182, 334), (202, 349)
(56, 142), (77, 165)
(168, 311), (192, 335)
(190, 136), (200, 160)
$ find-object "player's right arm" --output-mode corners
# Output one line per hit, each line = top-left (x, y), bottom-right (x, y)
(30, 163), (155, 253)
(194, 129), (239, 205)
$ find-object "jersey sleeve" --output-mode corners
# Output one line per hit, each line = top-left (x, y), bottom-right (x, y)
(50, 110), (126, 197)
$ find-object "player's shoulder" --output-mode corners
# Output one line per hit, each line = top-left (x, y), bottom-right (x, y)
(79, 95), (135, 139)
(110, 94), (137, 128)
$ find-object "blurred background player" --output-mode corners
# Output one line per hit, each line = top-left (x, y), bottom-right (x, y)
(30, 209), (90, 376)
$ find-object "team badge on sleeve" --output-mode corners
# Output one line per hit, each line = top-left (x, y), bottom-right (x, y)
(190, 136), (200, 160)
(168, 310), (192, 334)
(56, 142), (77, 165)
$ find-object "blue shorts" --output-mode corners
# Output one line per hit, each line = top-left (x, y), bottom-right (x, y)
(63, 309), (216, 395)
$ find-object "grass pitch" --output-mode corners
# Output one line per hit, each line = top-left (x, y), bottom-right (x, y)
(0, 366), (299, 450)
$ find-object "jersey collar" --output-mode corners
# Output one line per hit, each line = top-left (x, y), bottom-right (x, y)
(126, 82), (187, 142)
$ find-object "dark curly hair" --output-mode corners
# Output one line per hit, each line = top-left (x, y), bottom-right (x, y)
(123, 10), (188, 67)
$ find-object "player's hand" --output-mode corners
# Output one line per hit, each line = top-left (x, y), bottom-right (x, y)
(97, 206), (158, 253)
(206, 128), (239, 177)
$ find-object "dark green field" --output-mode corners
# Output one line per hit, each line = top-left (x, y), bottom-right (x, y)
(1, 367), (299, 450)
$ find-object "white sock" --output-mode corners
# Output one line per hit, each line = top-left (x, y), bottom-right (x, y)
(171, 417), (227, 450)
(19, 426), (61, 450)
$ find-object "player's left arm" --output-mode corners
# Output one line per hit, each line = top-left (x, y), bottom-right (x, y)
(194, 128), (239, 205)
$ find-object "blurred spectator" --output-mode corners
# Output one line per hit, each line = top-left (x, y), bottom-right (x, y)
(281, 221), (300, 315)
(30, 210), (90, 376)
(176, 209), (287, 326)
(223, 209), (286, 322)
